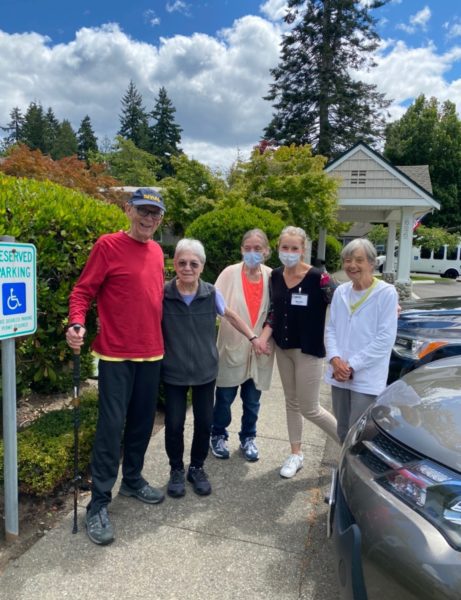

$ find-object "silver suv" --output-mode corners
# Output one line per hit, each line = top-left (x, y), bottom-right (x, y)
(329, 356), (461, 599)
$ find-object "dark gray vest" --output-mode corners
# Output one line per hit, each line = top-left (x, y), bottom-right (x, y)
(162, 278), (218, 385)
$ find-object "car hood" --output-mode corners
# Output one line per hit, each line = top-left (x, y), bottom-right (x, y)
(397, 296), (461, 340)
(371, 357), (461, 473)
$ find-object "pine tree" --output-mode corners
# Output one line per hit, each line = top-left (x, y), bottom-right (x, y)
(51, 119), (78, 159)
(264, 0), (391, 157)
(118, 80), (150, 150)
(77, 115), (98, 162)
(43, 107), (60, 155)
(149, 86), (182, 178)
(1, 107), (25, 147)
(21, 102), (47, 152)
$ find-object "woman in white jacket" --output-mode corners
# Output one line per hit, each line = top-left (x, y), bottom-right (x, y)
(210, 229), (274, 462)
(325, 238), (398, 443)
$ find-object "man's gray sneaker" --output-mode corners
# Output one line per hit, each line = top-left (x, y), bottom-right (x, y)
(119, 481), (165, 504)
(210, 434), (230, 459)
(85, 506), (114, 545)
(240, 437), (259, 462)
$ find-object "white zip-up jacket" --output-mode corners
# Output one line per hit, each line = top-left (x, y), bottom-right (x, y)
(325, 279), (398, 395)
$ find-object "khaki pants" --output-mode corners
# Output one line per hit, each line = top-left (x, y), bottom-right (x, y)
(275, 347), (339, 445)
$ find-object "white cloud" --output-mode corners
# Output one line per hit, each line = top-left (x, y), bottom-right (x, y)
(165, 1), (190, 16)
(357, 38), (461, 123)
(143, 10), (160, 27)
(445, 19), (461, 39)
(410, 6), (431, 30)
(0, 18), (281, 168)
(396, 6), (431, 35)
(260, 0), (288, 22)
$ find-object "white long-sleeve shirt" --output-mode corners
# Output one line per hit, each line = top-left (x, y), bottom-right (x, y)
(325, 279), (398, 395)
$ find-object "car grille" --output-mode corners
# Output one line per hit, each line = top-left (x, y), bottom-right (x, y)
(356, 429), (420, 474)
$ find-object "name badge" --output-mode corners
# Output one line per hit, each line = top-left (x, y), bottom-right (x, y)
(291, 293), (308, 306)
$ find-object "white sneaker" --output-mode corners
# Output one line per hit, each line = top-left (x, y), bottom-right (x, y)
(280, 453), (304, 478)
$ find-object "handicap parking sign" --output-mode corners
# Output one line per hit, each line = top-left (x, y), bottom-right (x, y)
(2, 282), (26, 315)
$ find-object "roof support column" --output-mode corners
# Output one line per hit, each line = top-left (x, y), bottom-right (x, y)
(316, 227), (327, 265)
(384, 221), (397, 273)
(396, 208), (413, 283)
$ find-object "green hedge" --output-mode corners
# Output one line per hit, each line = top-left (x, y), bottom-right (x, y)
(0, 389), (98, 496)
(0, 174), (128, 396)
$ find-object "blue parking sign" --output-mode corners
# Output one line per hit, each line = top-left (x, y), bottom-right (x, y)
(2, 282), (26, 315)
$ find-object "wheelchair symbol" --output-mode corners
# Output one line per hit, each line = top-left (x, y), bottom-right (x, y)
(2, 282), (26, 315)
(7, 288), (22, 311)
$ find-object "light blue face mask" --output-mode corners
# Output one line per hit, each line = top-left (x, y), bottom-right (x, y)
(243, 251), (264, 269)
(278, 251), (301, 268)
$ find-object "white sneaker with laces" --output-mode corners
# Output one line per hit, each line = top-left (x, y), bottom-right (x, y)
(280, 453), (304, 478)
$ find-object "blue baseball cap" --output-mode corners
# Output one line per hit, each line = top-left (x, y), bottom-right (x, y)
(129, 188), (166, 212)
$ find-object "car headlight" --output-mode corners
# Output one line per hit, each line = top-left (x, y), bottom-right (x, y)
(378, 460), (461, 550)
(393, 337), (448, 360)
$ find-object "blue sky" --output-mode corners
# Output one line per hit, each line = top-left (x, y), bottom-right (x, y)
(2, 1), (461, 169)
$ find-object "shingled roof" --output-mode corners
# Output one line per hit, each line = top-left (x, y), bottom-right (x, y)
(396, 165), (433, 195)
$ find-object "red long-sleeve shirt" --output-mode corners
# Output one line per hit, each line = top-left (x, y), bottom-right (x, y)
(69, 231), (164, 359)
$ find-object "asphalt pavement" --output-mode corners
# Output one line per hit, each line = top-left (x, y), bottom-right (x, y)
(0, 366), (341, 600)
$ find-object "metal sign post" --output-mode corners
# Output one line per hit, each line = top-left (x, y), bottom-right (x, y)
(0, 236), (37, 540)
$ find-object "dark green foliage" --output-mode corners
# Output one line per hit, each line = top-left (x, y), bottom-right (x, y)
(43, 108), (60, 156)
(149, 87), (182, 178)
(1, 107), (25, 148)
(51, 119), (78, 160)
(185, 205), (285, 282)
(103, 136), (159, 186)
(21, 102), (47, 152)
(384, 95), (461, 227)
(118, 80), (150, 151)
(0, 390), (98, 496)
(264, 0), (391, 157)
(77, 115), (98, 162)
(312, 234), (342, 272)
(0, 174), (128, 395)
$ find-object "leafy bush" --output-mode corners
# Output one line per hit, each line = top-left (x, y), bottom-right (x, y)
(0, 174), (128, 395)
(0, 389), (98, 496)
(185, 205), (285, 282)
(312, 235), (343, 273)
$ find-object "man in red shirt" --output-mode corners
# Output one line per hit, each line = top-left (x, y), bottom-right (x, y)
(66, 188), (165, 545)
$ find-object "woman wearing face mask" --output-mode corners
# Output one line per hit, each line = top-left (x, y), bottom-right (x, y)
(259, 226), (339, 479)
(210, 229), (274, 462)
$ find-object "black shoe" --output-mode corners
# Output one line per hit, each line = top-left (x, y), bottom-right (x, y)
(167, 469), (186, 498)
(85, 506), (114, 545)
(187, 466), (211, 496)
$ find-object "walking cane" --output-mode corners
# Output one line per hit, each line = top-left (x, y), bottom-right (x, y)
(71, 325), (82, 534)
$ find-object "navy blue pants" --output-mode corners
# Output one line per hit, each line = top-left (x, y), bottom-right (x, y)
(211, 378), (261, 443)
(88, 359), (161, 516)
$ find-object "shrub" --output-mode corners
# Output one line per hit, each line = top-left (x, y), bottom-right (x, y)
(0, 174), (128, 396)
(312, 235), (343, 273)
(0, 389), (98, 496)
(185, 205), (286, 282)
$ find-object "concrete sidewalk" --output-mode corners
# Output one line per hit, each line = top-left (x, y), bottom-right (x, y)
(0, 368), (340, 600)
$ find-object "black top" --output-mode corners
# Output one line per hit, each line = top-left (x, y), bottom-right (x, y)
(268, 266), (327, 358)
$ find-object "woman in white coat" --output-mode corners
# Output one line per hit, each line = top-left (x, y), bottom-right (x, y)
(325, 238), (398, 443)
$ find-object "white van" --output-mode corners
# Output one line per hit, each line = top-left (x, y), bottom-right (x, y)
(411, 244), (461, 279)
(376, 244), (461, 278)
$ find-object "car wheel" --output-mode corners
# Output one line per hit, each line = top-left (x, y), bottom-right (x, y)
(444, 268), (459, 279)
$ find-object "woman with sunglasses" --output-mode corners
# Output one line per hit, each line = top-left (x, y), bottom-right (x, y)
(162, 239), (267, 498)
